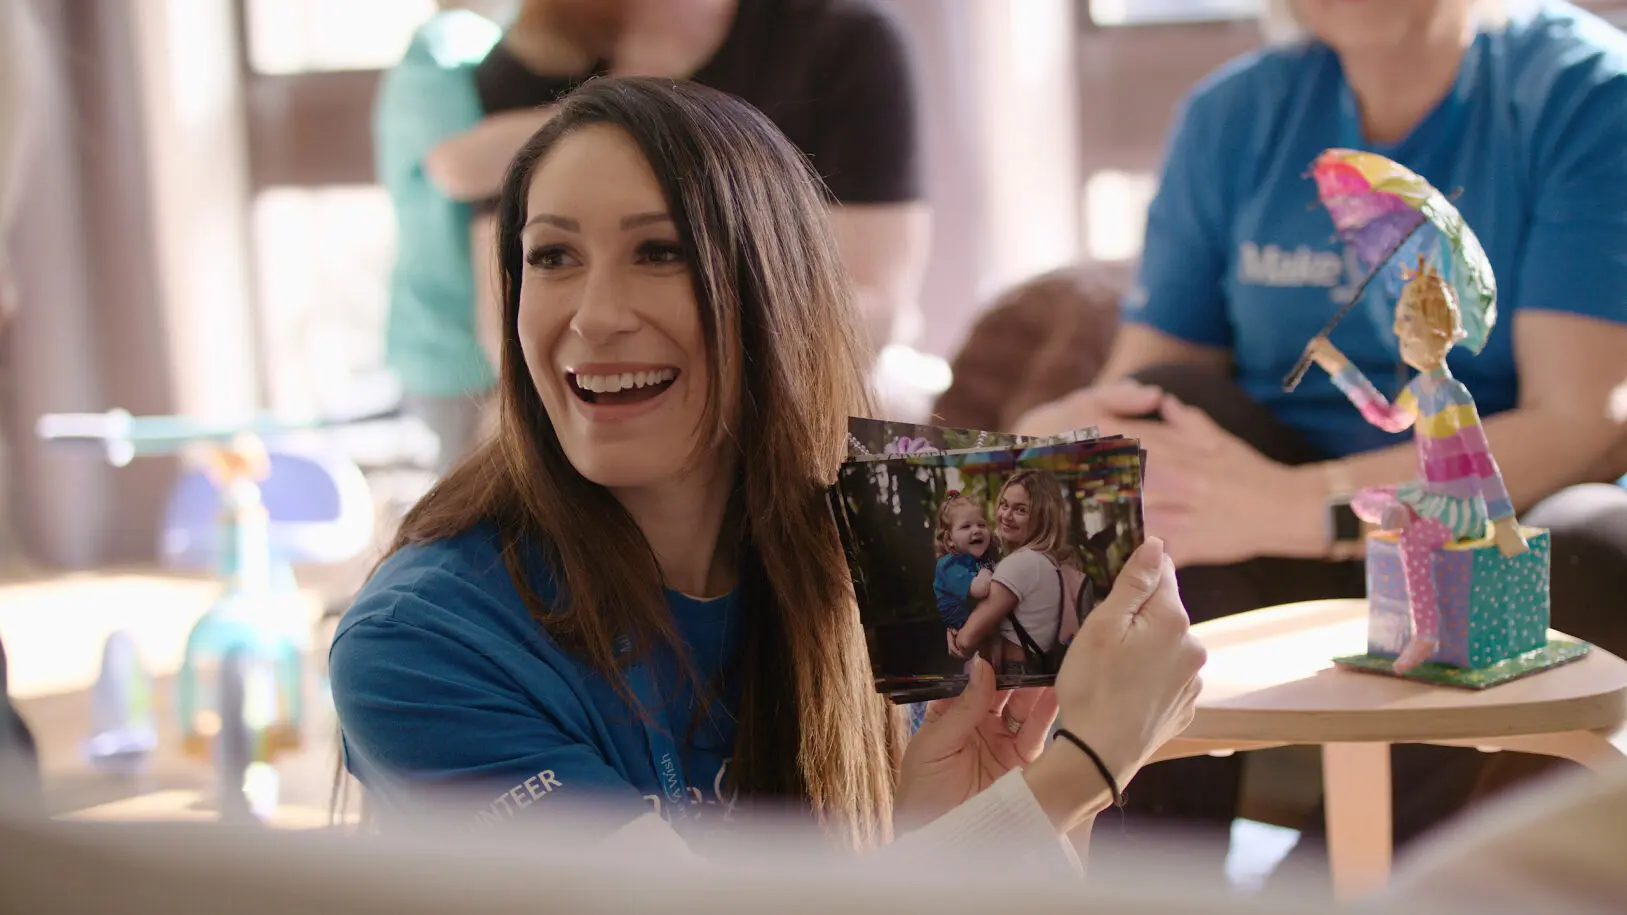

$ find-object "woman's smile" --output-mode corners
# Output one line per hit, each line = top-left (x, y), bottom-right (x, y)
(565, 362), (682, 422)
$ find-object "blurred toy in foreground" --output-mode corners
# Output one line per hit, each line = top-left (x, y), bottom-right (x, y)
(36, 409), (375, 818)
(1291, 150), (1585, 685)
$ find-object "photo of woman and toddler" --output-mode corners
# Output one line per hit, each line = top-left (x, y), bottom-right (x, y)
(933, 470), (1107, 676)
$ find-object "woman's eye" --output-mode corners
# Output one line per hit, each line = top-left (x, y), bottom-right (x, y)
(525, 245), (571, 269)
(636, 240), (686, 265)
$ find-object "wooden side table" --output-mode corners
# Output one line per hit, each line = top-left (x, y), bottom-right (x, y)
(1152, 599), (1627, 901)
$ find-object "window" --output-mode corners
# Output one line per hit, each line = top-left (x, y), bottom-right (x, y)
(1081, 170), (1157, 263)
(251, 186), (396, 415)
(237, 0), (444, 415)
(243, 0), (438, 74)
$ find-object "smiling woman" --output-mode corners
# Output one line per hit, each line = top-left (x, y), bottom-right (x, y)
(326, 77), (1205, 863)
(515, 128), (712, 492)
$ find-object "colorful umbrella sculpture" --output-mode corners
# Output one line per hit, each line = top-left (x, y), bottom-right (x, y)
(1283, 148), (1499, 391)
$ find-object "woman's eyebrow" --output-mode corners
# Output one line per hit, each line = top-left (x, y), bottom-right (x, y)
(520, 212), (670, 231)
(525, 213), (578, 231)
(620, 212), (671, 229)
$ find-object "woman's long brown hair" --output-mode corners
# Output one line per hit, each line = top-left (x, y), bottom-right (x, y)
(342, 77), (903, 848)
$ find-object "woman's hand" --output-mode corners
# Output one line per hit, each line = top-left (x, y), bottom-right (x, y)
(946, 628), (967, 658)
(1118, 395), (1327, 566)
(1023, 537), (1207, 832)
(893, 660), (1059, 834)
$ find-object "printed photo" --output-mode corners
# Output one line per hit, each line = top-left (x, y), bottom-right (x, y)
(830, 437), (1146, 702)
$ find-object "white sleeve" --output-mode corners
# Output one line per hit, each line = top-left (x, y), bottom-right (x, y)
(880, 770), (1083, 878)
(599, 770), (1082, 879)
(990, 550), (1052, 601)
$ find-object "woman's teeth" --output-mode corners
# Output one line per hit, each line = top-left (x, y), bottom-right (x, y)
(573, 368), (677, 394)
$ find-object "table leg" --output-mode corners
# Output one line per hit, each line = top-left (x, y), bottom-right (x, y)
(1322, 742), (1392, 901)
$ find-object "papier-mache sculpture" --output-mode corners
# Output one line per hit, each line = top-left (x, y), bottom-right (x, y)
(1285, 149), (1587, 687)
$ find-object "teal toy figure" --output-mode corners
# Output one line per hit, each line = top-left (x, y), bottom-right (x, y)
(37, 408), (376, 817)
(172, 435), (307, 820)
(1285, 150), (1586, 687)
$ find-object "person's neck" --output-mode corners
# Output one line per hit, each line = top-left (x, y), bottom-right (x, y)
(504, 2), (602, 74)
(1340, 19), (1475, 145)
(613, 0), (738, 79)
(614, 463), (738, 599)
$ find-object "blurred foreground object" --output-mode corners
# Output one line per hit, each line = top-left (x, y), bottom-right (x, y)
(3, 763), (1627, 914)
(36, 409), (376, 820)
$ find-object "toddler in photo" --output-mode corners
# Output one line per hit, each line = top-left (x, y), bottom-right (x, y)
(932, 492), (997, 662)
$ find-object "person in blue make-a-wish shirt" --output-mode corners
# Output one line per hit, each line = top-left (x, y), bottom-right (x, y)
(1016, 0), (1627, 878)
(329, 78), (1206, 862)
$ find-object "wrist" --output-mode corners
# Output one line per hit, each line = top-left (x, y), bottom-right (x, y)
(1274, 464), (1342, 559)
(1023, 742), (1113, 834)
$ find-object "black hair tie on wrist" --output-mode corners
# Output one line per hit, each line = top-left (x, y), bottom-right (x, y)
(1052, 728), (1126, 809)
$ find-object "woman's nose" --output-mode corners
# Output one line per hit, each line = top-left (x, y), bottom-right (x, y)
(569, 266), (640, 344)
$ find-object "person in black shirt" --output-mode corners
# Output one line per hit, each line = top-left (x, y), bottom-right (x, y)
(427, 0), (929, 370)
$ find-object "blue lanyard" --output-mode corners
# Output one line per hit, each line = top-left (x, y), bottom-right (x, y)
(626, 657), (695, 823)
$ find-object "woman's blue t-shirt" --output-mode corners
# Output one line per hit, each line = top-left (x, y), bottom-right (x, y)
(1126, 0), (1627, 458)
(329, 525), (744, 839)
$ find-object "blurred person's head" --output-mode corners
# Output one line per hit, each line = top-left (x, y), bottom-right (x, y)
(1263, 0), (1505, 53)
(515, 0), (733, 59)
(387, 77), (898, 847)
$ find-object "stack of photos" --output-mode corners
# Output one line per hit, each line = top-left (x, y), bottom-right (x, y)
(832, 419), (1146, 703)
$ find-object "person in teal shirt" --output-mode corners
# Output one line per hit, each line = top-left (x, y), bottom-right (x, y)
(373, 10), (507, 473)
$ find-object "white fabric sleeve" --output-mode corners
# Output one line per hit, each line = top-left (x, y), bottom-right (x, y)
(990, 549), (1052, 601)
(600, 769), (1082, 879)
(882, 769), (1083, 878)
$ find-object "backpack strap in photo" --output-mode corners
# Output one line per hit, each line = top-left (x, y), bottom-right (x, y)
(1005, 564), (1070, 676)
(1005, 614), (1053, 676)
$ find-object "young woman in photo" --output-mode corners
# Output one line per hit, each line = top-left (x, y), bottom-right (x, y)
(949, 470), (1081, 675)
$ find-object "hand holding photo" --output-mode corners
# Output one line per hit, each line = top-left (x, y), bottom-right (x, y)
(831, 432), (1146, 702)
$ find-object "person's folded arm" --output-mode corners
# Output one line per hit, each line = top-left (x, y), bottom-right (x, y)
(374, 42), (491, 198)
(1307, 73), (1627, 508)
(423, 107), (557, 203)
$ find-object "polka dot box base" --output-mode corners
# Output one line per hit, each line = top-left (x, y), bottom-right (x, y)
(1335, 638), (1591, 689)
(1363, 526), (1555, 670)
